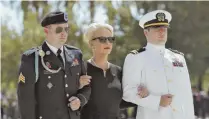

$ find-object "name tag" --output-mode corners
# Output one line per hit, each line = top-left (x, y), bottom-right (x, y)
(43, 70), (53, 74)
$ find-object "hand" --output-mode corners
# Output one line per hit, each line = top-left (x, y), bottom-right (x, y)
(79, 75), (91, 89)
(160, 94), (173, 107)
(137, 85), (149, 98)
(68, 96), (81, 111)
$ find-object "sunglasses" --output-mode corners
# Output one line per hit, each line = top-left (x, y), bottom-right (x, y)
(55, 26), (69, 34)
(92, 37), (115, 43)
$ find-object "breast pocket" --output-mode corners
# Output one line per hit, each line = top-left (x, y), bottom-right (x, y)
(173, 67), (186, 85)
(69, 65), (81, 90)
(38, 70), (61, 93)
(70, 65), (81, 76)
(145, 68), (166, 94)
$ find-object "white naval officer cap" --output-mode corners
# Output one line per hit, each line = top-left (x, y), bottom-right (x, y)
(139, 10), (172, 29)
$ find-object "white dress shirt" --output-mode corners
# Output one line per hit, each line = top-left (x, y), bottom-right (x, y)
(46, 41), (65, 66)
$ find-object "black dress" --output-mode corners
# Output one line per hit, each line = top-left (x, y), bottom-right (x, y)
(81, 62), (136, 119)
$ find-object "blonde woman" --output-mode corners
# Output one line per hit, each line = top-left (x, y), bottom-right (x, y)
(80, 23), (148, 119)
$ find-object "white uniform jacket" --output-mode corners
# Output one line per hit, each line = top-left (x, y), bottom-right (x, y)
(122, 43), (195, 119)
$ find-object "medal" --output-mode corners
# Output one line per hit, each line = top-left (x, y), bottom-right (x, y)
(47, 82), (53, 89)
(39, 50), (45, 57)
(46, 51), (51, 55)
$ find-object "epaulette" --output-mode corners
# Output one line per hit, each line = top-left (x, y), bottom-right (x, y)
(23, 47), (39, 56)
(130, 47), (146, 55)
(64, 44), (79, 50)
(169, 48), (184, 56)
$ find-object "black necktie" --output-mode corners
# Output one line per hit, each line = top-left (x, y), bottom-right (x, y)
(57, 49), (64, 66)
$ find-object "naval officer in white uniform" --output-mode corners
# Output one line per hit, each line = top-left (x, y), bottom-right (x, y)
(122, 10), (195, 119)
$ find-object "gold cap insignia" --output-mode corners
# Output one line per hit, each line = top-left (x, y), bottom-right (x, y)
(156, 12), (165, 21)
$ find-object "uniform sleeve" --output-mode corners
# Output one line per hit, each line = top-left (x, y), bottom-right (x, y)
(122, 54), (161, 111)
(118, 66), (137, 109)
(181, 56), (195, 119)
(76, 52), (91, 108)
(17, 54), (36, 119)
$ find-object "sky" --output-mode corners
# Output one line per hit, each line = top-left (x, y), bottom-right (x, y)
(0, 1), (141, 36)
(0, 1), (108, 35)
(1, 1), (24, 34)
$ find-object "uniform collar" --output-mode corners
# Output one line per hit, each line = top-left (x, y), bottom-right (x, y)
(45, 41), (64, 56)
(146, 42), (165, 54)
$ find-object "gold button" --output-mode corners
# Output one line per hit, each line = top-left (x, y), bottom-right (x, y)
(48, 76), (51, 79)
(77, 73), (79, 75)
(66, 94), (69, 97)
(172, 108), (176, 112)
(39, 116), (42, 119)
(168, 80), (172, 83)
(65, 84), (68, 88)
(65, 75), (67, 78)
(170, 105), (177, 112)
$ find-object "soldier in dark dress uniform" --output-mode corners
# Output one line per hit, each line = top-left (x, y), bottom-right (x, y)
(17, 11), (91, 119)
(80, 23), (148, 119)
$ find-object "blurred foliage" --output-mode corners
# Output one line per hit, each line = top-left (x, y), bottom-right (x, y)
(1, 1), (209, 93)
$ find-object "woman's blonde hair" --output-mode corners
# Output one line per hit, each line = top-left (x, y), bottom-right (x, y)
(84, 23), (114, 42)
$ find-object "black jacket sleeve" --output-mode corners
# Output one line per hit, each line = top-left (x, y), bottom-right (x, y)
(120, 100), (137, 109)
(77, 53), (91, 108)
(17, 54), (36, 119)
